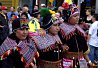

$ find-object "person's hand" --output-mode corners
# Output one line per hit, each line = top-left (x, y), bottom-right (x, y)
(89, 62), (93, 66)
(62, 44), (69, 51)
(88, 60), (93, 67)
(59, 18), (64, 24)
(55, 41), (62, 46)
(0, 25), (4, 28)
(94, 61), (98, 65)
(38, 28), (46, 37)
(25, 63), (34, 68)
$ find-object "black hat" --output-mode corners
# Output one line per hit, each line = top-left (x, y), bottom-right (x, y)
(40, 8), (52, 30)
(12, 18), (29, 31)
(41, 15), (62, 30)
(40, 8), (61, 30)
(41, 15), (53, 30)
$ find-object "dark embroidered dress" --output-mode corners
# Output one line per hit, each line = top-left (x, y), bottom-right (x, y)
(33, 34), (63, 68)
(59, 23), (89, 53)
(59, 23), (89, 68)
(0, 33), (37, 68)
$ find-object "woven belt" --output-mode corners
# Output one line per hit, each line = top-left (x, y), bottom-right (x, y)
(37, 59), (62, 68)
(66, 52), (83, 59)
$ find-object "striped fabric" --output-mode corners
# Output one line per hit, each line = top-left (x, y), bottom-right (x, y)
(60, 23), (87, 40)
(33, 34), (62, 51)
(60, 23), (86, 35)
(0, 37), (38, 67)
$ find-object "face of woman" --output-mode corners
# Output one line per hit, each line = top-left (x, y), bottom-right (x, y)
(21, 15), (27, 19)
(11, 15), (15, 20)
(55, 13), (60, 19)
(34, 6), (38, 10)
(48, 24), (60, 35)
(15, 28), (29, 40)
(86, 10), (91, 15)
(69, 15), (79, 25)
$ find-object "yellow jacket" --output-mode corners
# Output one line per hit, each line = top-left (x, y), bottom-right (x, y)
(28, 18), (40, 32)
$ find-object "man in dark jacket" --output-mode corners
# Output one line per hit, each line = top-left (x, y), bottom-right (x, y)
(0, 6), (9, 45)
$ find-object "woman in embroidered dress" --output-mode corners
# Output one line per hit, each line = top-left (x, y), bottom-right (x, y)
(0, 18), (38, 68)
(31, 9), (65, 68)
(59, 11), (93, 68)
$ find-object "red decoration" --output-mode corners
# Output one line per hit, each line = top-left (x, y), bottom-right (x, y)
(62, 2), (69, 9)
